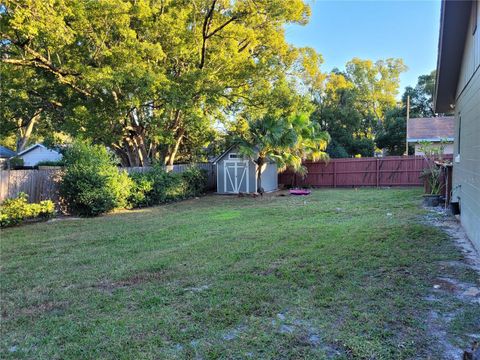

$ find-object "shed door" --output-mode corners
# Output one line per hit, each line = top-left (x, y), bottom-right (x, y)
(224, 161), (249, 193)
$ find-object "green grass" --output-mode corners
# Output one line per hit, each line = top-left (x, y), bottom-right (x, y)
(0, 188), (476, 359)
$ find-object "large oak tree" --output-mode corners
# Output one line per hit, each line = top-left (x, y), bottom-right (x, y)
(1, 0), (313, 165)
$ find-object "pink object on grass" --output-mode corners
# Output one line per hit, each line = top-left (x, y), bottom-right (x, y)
(289, 189), (311, 196)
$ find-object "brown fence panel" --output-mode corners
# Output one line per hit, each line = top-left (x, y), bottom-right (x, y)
(278, 155), (452, 188)
(0, 163), (217, 203)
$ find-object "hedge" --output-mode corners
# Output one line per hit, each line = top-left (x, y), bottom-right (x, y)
(0, 193), (55, 227)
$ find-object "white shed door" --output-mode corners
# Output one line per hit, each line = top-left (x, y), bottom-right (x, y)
(224, 161), (249, 193)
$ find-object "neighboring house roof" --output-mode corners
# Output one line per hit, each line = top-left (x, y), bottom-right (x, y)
(16, 144), (57, 157)
(434, 0), (472, 113)
(407, 116), (455, 142)
(0, 146), (17, 158)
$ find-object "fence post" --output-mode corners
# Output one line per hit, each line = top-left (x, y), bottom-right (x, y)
(333, 161), (336, 188)
(376, 158), (379, 188)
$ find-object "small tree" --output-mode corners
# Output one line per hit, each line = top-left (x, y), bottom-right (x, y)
(238, 113), (330, 192)
(418, 140), (446, 195)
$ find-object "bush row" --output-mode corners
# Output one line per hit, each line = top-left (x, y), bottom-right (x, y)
(128, 164), (207, 208)
(59, 141), (208, 216)
(0, 193), (55, 227)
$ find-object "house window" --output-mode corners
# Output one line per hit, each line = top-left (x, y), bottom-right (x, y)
(229, 153), (240, 159)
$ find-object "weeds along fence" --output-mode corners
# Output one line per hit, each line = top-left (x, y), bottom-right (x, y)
(278, 155), (453, 188)
(0, 163), (216, 203)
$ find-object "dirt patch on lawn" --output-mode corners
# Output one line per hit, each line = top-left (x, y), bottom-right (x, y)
(3, 300), (69, 320)
(94, 271), (166, 293)
(423, 207), (480, 359)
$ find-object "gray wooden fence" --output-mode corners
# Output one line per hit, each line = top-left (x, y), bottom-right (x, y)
(0, 163), (216, 203)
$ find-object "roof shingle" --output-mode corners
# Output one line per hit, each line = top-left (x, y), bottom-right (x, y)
(407, 116), (455, 142)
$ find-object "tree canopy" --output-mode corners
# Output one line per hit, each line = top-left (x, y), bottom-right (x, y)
(1, 0), (317, 165)
(310, 59), (407, 158)
(376, 71), (438, 156)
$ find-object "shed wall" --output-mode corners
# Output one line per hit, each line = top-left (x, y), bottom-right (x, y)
(216, 148), (256, 194)
(215, 148), (278, 194)
(260, 163), (278, 192)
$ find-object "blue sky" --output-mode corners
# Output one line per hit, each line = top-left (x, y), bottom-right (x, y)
(286, 0), (441, 96)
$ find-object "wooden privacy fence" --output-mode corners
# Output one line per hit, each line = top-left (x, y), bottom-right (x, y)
(0, 163), (216, 203)
(0, 169), (62, 203)
(278, 155), (453, 188)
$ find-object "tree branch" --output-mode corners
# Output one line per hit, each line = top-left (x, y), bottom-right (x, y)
(199, 0), (217, 69)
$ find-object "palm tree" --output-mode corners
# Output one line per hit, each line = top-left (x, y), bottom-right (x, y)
(238, 113), (330, 193)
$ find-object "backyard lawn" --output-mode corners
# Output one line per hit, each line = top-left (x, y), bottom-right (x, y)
(1, 188), (478, 359)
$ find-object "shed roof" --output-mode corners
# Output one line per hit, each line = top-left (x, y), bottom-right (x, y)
(0, 145), (16, 158)
(407, 116), (455, 142)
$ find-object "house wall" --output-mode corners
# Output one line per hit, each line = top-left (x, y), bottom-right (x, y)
(413, 143), (454, 156)
(20, 147), (62, 167)
(452, 0), (480, 251)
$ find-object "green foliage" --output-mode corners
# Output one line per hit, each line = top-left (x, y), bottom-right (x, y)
(375, 108), (406, 155)
(181, 166), (208, 197)
(326, 139), (349, 158)
(60, 141), (132, 216)
(349, 137), (375, 158)
(418, 140), (447, 195)
(2, 0), (317, 166)
(7, 156), (24, 169)
(0, 193), (54, 227)
(36, 159), (65, 167)
(402, 71), (437, 118)
(311, 60), (406, 158)
(237, 113), (329, 191)
(128, 173), (155, 208)
(128, 165), (207, 208)
(345, 58), (407, 122)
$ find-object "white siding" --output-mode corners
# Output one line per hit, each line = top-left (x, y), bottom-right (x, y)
(413, 143), (454, 156)
(457, 0), (480, 97)
(20, 147), (62, 167)
(453, 2), (480, 251)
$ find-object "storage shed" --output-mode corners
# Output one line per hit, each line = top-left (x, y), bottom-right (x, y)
(214, 146), (278, 194)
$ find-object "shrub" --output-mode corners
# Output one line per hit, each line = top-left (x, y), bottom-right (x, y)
(8, 157), (24, 169)
(37, 159), (65, 167)
(128, 173), (155, 208)
(128, 165), (207, 208)
(0, 193), (55, 227)
(326, 140), (349, 158)
(182, 166), (208, 197)
(60, 141), (133, 216)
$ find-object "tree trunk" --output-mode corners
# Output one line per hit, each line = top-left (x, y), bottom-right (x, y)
(167, 129), (185, 166)
(16, 110), (42, 152)
(256, 157), (265, 194)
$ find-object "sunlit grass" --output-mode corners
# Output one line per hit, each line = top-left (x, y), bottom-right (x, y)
(0, 188), (475, 359)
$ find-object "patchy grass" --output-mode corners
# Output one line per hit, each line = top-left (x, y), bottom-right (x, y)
(1, 188), (478, 359)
